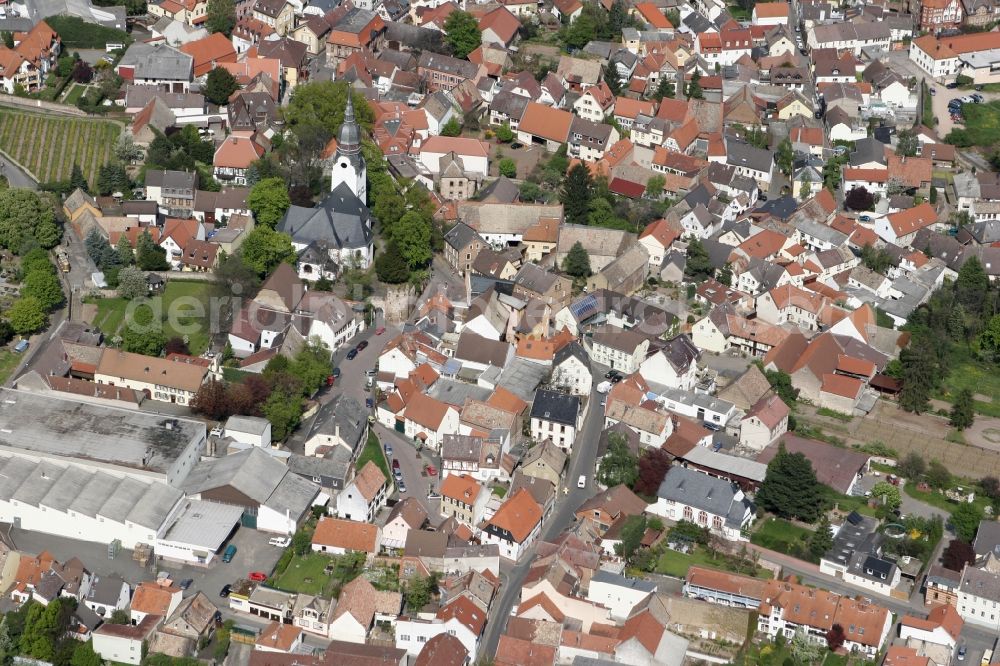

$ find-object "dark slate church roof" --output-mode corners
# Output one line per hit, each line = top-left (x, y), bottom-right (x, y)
(278, 182), (374, 251)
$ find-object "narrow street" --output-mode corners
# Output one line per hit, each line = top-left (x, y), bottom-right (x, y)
(479, 366), (607, 657)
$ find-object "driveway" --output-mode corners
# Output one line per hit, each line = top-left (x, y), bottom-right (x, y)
(930, 87), (1000, 138)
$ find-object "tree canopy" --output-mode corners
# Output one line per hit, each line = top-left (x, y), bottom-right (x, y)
(240, 226), (296, 276)
(204, 66), (240, 105)
(562, 241), (592, 279)
(0, 189), (61, 253)
(596, 433), (639, 488)
(757, 443), (824, 522)
(248, 177), (292, 228)
(561, 163), (593, 226)
(444, 11), (481, 59)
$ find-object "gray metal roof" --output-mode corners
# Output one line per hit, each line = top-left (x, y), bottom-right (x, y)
(118, 42), (193, 82)
(530, 389), (580, 426)
(225, 416), (270, 436)
(682, 446), (767, 483)
(656, 466), (751, 528)
(278, 183), (373, 251)
(428, 379), (493, 407)
(159, 499), (243, 551)
(182, 447), (284, 503)
(591, 568), (657, 593)
(496, 358), (549, 401)
(0, 389), (204, 475)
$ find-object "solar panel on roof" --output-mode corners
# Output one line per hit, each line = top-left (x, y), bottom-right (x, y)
(570, 294), (599, 319)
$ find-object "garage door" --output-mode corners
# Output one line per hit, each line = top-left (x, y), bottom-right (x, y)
(395, 418), (405, 433)
(241, 512), (257, 529)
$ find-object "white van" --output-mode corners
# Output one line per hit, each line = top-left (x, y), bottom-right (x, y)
(577, 475), (586, 489)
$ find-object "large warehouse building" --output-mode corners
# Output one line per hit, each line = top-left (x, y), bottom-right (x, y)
(0, 388), (206, 487)
(0, 389), (207, 548)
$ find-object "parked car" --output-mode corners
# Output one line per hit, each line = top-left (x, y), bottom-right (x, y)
(13, 340), (28, 353)
(346, 349), (358, 360)
(268, 536), (291, 547)
(356, 340), (368, 351)
(859, 215), (872, 222)
(366, 398), (374, 409)
(596, 381), (612, 394)
(972, 93), (984, 103)
(332, 367), (341, 379)
(222, 544), (237, 563)
(213, 611), (223, 626)
(384, 442), (393, 456)
(929, 87), (937, 95)
(958, 645), (967, 661)
(219, 584), (232, 598)
(392, 459), (401, 470)
(425, 465), (437, 476)
(975, 84), (985, 91)
(178, 579), (193, 590)
(961, 95), (975, 103)
(947, 81), (959, 88)
(375, 326), (386, 335)
(703, 421), (723, 431)
(577, 475), (586, 488)
(248, 571), (267, 582)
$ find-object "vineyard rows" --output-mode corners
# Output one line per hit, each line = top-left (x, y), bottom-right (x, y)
(0, 110), (122, 185)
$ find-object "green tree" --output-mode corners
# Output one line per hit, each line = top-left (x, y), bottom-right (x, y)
(291, 529), (311, 556)
(7, 296), (47, 334)
(114, 132), (142, 163)
(899, 337), (940, 414)
(560, 163), (593, 226)
(956, 256), (989, 313)
(897, 452), (926, 480)
(926, 459), (952, 489)
(950, 388), (975, 430)
(107, 609), (130, 625)
(69, 163), (88, 192)
(116, 234), (133, 266)
(248, 177), (292, 228)
(717, 263), (733, 286)
(136, 229), (169, 271)
(756, 443), (823, 522)
(519, 181), (543, 202)
(204, 66), (240, 105)
(495, 124), (514, 143)
(896, 129), (919, 157)
(981, 314), (1000, 356)
(122, 319), (166, 356)
(684, 238), (714, 281)
(0, 189), (61, 252)
(375, 242), (410, 284)
(263, 389), (302, 441)
(562, 241), (592, 278)
(929, 185), (938, 204)
(116, 265), (147, 299)
(21, 269), (64, 311)
(764, 369), (797, 405)
(97, 162), (130, 196)
(951, 502), (984, 542)
(205, 0), (236, 35)
(71, 640), (102, 666)
(440, 117), (462, 137)
(617, 514), (647, 561)
(498, 158), (517, 178)
(645, 174), (665, 199)
(799, 176), (812, 201)
(775, 138), (794, 177)
(562, 8), (599, 49)
(808, 514), (834, 560)
(686, 70), (703, 99)
(444, 10), (481, 59)
(596, 433), (639, 488)
(404, 574), (436, 611)
(240, 226), (296, 276)
(870, 481), (901, 511)
(394, 211), (433, 269)
(653, 77), (675, 100)
(790, 627), (826, 663)
(285, 81), (374, 140)
(861, 244), (893, 274)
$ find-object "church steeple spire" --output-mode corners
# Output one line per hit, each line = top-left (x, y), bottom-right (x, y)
(331, 92), (367, 203)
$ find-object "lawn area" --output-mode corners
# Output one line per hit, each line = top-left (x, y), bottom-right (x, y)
(943, 99), (1000, 147)
(0, 349), (21, 385)
(269, 551), (366, 597)
(731, 641), (862, 666)
(655, 546), (773, 579)
(63, 83), (86, 105)
(903, 482), (992, 514)
(939, 348), (1000, 416)
(0, 110), (121, 185)
(356, 430), (389, 480)
(750, 517), (814, 558)
(91, 280), (216, 354)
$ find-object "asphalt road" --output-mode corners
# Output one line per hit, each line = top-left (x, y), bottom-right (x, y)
(479, 367), (607, 658)
(0, 153), (37, 189)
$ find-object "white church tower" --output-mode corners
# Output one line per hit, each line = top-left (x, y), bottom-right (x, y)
(330, 94), (367, 204)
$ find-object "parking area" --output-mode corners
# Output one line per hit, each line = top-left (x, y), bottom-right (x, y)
(5, 523), (284, 614)
(930, 86), (1000, 137)
(374, 422), (440, 519)
(488, 140), (545, 179)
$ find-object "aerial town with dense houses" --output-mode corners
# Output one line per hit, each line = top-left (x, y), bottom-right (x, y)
(1, 0), (1000, 662)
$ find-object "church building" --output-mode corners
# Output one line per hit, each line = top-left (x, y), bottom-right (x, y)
(278, 95), (375, 280)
